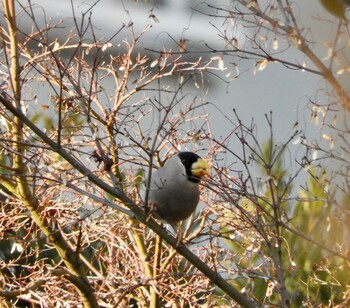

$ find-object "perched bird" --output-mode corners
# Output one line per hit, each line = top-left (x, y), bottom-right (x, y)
(146, 151), (209, 240)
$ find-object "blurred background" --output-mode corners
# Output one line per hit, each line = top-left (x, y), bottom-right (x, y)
(11, 0), (349, 142)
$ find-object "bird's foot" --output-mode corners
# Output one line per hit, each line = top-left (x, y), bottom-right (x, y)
(145, 202), (158, 221)
(175, 228), (185, 247)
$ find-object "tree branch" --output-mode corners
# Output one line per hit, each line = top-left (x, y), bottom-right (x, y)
(0, 92), (257, 307)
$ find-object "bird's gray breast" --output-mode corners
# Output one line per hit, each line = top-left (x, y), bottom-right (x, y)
(148, 168), (200, 224)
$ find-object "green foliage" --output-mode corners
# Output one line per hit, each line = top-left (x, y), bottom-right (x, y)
(134, 168), (145, 191)
(287, 168), (350, 306)
(220, 139), (350, 306)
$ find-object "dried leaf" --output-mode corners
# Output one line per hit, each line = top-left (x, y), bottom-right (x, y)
(53, 41), (60, 51)
(253, 63), (257, 75)
(292, 121), (299, 131)
(150, 59), (159, 68)
(336, 66), (350, 75)
(272, 38), (278, 50)
(322, 133), (332, 141)
(331, 114), (337, 126)
(102, 42), (112, 51)
(293, 137), (301, 145)
(179, 38), (187, 52)
(246, 0), (259, 10)
(218, 56), (225, 70)
(258, 59), (269, 71)
(323, 134), (335, 149)
(179, 73), (184, 84)
(149, 13), (159, 23)
(233, 37), (239, 49)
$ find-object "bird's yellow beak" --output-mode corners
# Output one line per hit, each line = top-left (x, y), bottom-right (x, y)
(191, 159), (210, 178)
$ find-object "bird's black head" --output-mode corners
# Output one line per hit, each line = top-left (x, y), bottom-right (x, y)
(178, 151), (201, 183)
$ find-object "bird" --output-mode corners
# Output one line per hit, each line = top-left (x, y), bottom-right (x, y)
(145, 151), (210, 242)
